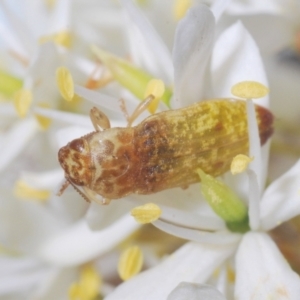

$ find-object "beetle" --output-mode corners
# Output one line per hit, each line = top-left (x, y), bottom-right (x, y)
(58, 97), (273, 204)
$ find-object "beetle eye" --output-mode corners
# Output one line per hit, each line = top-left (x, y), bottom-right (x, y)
(69, 138), (85, 152)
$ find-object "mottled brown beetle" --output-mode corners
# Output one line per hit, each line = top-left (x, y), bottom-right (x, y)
(58, 97), (273, 204)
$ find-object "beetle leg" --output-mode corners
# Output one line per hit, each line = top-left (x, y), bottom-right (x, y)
(119, 98), (130, 122)
(102, 198), (111, 205)
(126, 95), (155, 127)
(70, 183), (91, 203)
(89, 107), (111, 131)
(85, 63), (113, 89)
(119, 95), (156, 127)
(83, 186), (110, 205)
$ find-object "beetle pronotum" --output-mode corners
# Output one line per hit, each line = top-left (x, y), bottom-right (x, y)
(58, 97), (273, 204)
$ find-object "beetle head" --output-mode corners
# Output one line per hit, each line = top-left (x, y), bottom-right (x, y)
(58, 137), (93, 186)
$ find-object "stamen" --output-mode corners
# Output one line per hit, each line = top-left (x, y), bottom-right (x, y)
(34, 103), (52, 130)
(13, 89), (32, 118)
(69, 264), (102, 300)
(131, 203), (162, 224)
(85, 66), (113, 89)
(56, 67), (74, 101)
(118, 245), (143, 281)
(39, 31), (72, 48)
(91, 45), (172, 107)
(144, 79), (165, 114)
(231, 81), (269, 99)
(231, 154), (253, 175)
(14, 180), (50, 202)
(9, 50), (29, 67)
(173, 0), (192, 20)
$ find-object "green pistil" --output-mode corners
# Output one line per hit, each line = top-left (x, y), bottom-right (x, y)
(92, 46), (172, 107)
(197, 169), (250, 233)
(0, 70), (23, 98)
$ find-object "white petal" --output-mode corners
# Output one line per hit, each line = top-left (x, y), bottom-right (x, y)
(226, 0), (283, 15)
(128, 184), (225, 231)
(85, 200), (136, 230)
(246, 100), (263, 192)
(105, 242), (235, 300)
(0, 256), (52, 295)
(0, 191), (63, 254)
(23, 0), (48, 38)
(120, 0), (173, 84)
(0, 117), (39, 173)
(46, 0), (71, 34)
(67, 54), (99, 76)
(33, 107), (92, 128)
(167, 282), (226, 300)
(32, 267), (77, 300)
(211, 0), (231, 21)
(247, 170), (261, 231)
(74, 85), (126, 114)
(173, 4), (215, 108)
(20, 169), (63, 189)
(260, 159), (300, 231)
(0, 1), (34, 55)
(36, 217), (139, 266)
(211, 21), (269, 108)
(235, 232), (300, 299)
(0, 18), (28, 58)
(55, 125), (92, 148)
(154, 219), (240, 246)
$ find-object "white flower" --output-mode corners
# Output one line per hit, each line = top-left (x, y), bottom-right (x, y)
(0, 1), (141, 299)
(224, 0), (300, 180)
(103, 100), (300, 299)
(87, 2), (300, 300)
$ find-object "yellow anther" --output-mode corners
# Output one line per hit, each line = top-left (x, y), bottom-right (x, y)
(227, 265), (236, 283)
(35, 103), (52, 130)
(118, 245), (143, 281)
(69, 264), (102, 300)
(174, 0), (192, 20)
(136, 0), (148, 5)
(56, 67), (74, 101)
(231, 81), (269, 99)
(39, 31), (72, 48)
(230, 154), (253, 175)
(14, 180), (50, 202)
(144, 79), (165, 114)
(45, 0), (57, 8)
(13, 89), (32, 118)
(131, 203), (162, 224)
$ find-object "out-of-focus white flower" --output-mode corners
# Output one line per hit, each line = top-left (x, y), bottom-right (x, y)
(73, 2), (300, 300)
(0, 1), (142, 299)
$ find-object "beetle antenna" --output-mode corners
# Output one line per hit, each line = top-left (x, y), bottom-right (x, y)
(70, 182), (91, 203)
(57, 180), (70, 196)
